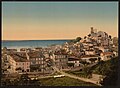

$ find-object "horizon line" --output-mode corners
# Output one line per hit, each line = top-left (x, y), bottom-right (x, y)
(2, 35), (118, 41)
(2, 39), (74, 41)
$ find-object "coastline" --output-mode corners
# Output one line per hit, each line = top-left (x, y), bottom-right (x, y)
(2, 40), (69, 50)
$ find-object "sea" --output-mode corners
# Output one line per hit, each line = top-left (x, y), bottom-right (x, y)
(2, 40), (70, 50)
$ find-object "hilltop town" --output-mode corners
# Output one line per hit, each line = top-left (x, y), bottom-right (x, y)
(1, 27), (118, 86)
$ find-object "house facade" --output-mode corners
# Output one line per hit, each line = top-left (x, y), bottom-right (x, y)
(54, 51), (68, 69)
(7, 53), (30, 73)
(27, 51), (48, 72)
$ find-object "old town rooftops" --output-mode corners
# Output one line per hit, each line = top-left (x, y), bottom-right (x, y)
(28, 51), (45, 58)
(54, 51), (68, 55)
(8, 52), (26, 57)
(9, 53), (28, 62)
(101, 52), (113, 56)
(80, 55), (99, 58)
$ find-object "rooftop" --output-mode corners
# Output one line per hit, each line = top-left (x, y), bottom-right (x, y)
(101, 52), (113, 55)
(81, 55), (99, 58)
(68, 57), (80, 61)
(54, 51), (68, 55)
(28, 51), (45, 58)
(9, 53), (28, 62)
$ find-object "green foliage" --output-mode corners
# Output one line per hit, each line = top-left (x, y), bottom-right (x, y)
(19, 73), (30, 85)
(89, 56), (118, 86)
(84, 36), (87, 39)
(65, 67), (92, 79)
(88, 34), (91, 37)
(39, 77), (97, 86)
(1, 73), (41, 86)
(83, 67), (92, 78)
(76, 37), (82, 42)
(80, 60), (89, 66)
(70, 37), (82, 43)
(109, 35), (112, 39)
(92, 57), (118, 76)
(89, 58), (97, 63)
(100, 57), (118, 86)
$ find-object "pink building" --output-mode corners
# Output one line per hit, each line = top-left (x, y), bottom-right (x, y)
(8, 53), (30, 73)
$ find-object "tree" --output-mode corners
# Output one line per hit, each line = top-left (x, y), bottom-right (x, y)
(72, 37), (82, 43)
(82, 66), (92, 78)
(100, 57), (118, 86)
(98, 35), (101, 37)
(88, 34), (91, 37)
(84, 36), (87, 39)
(19, 73), (30, 85)
(89, 58), (97, 63)
(1, 73), (41, 86)
(76, 37), (82, 42)
(98, 50), (103, 55)
(2, 79), (11, 85)
(80, 60), (89, 66)
(109, 35), (112, 39)
(98, 57), (101, 62)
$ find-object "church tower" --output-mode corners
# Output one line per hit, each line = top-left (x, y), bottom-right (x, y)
(91, 27), (94, 34)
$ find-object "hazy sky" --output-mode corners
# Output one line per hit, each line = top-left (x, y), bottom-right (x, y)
(2, 2), (118, 40)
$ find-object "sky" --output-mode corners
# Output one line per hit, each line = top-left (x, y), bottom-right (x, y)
(2, 2), (118, 40)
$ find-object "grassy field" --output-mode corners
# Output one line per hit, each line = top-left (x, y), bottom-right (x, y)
(64, 71), (91, 78)
(39, 76), (97, 86)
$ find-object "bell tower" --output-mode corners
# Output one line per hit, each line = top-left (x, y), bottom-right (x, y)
(91, 27), (94, 34)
